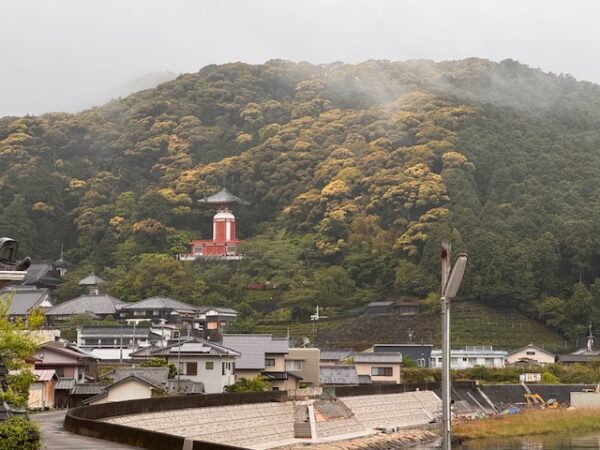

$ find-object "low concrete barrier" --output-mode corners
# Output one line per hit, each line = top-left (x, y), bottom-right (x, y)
(64, 391), (288, 450)
(571, 392), (600, 408)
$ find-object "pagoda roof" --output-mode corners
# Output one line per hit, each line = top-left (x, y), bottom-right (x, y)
(198, 188), (249, 206)
(78, 273), (105, 286)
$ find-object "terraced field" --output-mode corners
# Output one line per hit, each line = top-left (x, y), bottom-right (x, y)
(255, 300), (568, 352)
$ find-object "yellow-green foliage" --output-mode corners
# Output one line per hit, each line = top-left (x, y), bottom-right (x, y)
(454, 409), (600, 441)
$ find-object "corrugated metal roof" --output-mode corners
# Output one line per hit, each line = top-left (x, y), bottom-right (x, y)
(119, 296), (196, 312)
(221, 334), (288, 369)
(33, 369), (57, 382)
(46, 294), (123, 316)
(55, 378), (76, 390)
(319, 366), (359, 385)
(354, 352), (403, 364)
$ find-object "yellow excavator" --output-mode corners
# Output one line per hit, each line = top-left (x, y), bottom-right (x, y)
(522, 381), (558, 409)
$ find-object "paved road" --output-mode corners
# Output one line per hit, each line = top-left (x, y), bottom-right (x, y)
(32, 410), (142, 450)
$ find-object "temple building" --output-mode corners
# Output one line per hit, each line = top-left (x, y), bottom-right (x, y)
(179, 188), (249, 261)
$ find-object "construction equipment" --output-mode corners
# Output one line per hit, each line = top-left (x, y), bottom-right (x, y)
(522, 381), (558, 409)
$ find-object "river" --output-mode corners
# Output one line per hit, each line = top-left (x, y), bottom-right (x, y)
(453, 433), (600, 449)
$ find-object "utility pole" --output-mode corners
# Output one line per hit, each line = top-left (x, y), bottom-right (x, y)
(440, 241), (452, 450)
(440, 241), (468, 450)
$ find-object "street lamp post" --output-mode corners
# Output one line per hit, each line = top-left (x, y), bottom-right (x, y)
(440, 241), (468, 450)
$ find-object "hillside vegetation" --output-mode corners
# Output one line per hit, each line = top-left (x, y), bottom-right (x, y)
(2, 58), (600, 342)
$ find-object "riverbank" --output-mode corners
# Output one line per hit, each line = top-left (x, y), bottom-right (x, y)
(272, 429), (438, 449)
(453, 408), (600, 442)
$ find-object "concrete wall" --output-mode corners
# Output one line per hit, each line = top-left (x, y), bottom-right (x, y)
(64, 391), (287, 450)
(571, 392), (600, 408)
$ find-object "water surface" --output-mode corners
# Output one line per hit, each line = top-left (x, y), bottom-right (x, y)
(454, 433), (600, 449)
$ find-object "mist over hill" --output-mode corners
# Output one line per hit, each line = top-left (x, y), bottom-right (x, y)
(1, 58), (600, 340)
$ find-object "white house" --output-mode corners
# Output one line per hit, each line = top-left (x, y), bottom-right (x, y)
(430, 346), (507, 369)
(138, 338), (239, 394)
(506, 344), (556, 366)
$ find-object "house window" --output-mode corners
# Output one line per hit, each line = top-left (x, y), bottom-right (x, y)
(371, 367), (393, 376)
(416, 358), (426, 367)
(463, 357), (468, 362)
(206, 361), (214, 370)
(526, 351), (536, 356)
(153, 310), (160, 316)
(265, 358), (276, 367)
(133, 311), (145, 316)
(186, 362), (197, 376)
(285, 360), (302, 371)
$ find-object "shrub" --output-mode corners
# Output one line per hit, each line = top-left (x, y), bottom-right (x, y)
(0, 417), (40, 450)
(541, 371), (560, 384)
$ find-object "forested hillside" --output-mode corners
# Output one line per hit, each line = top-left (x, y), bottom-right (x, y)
(2, 58), (600, 340)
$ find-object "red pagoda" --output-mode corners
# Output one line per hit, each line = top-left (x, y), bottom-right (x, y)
(180, 188), (249, 261)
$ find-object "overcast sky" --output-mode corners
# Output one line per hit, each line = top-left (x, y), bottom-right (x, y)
(1, 0), (598, 117)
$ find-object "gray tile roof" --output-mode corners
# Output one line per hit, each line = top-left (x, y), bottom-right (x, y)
(367, 301), (394, 307)
(221, 334), (289, 369)
(23, 263), (62, 285)
(2, 288), (52, 316)
(46, 294), (123, 316)
(149, 338), (239, 357)
(71, 383), (105, 395)
(320, 366), (359, 385)
(198, 187), (249, 205)
(320, 350), (353, 361)
(106, 367), (169, 386)
(196, 305), (238, 315)
(79, 326), (154, 337)
(353, 352), (403, 364)
(78, 274), (105, 285)
(55, 378), (76, 390)
(38, 342), (98, 361)
(119, 296), (196, 312)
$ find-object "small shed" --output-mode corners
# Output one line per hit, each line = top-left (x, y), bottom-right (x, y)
(29, 369), (58, 409)
(365, 301), (394, 315)
(54, 378), (76, 409)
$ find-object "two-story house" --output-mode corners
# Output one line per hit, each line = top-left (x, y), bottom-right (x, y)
(221, 334), (301, 391)
(118, 296), (198, 327)
(133, 338), (239, 393)
(353, 353), (403, 384)
(430, 346), (507, 369)
(77, 325), (164, 349)
(34, 342), (98, 381)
